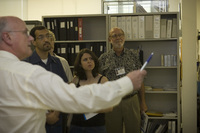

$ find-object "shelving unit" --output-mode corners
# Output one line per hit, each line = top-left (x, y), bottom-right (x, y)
(42, 14), (109, 68)
(108, 12), (180, 133)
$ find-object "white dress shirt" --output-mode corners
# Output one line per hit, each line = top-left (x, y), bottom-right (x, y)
(0, 50), (133, 133)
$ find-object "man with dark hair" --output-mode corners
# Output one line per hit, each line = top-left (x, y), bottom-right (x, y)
(24, 25), (68, 133)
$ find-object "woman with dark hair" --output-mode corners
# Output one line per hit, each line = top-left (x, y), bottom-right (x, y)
(69, 48), (112, 133)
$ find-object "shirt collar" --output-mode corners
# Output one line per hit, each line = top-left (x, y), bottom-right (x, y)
(0, 50), (20, 61)
(31, 51), (57, 64)
(111, 48), (127, 56)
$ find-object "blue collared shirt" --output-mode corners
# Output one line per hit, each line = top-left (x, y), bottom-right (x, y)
(24, 51), (68, 83)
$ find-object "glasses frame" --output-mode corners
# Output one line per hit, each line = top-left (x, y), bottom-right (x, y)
(110, 33), (125, 39)
(36, 34), (53, 41)
(7, 29), (30, 37)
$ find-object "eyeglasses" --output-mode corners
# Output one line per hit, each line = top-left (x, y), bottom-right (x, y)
(36, 34), (53, 41)
(110, 33), (124, 39)
(7, 29), (30, 36)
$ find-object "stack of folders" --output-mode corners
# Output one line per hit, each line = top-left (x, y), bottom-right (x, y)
(110, 15), (177, 40)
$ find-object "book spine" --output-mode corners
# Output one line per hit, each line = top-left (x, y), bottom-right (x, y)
(78, 18), (83, 40)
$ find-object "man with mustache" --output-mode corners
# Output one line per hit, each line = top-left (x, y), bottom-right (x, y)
(24, 26), (68, 133)
(99, 27), (147, 133)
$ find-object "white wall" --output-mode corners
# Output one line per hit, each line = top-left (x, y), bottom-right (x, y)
(0, 0), (27, 19)
(0, 0), (182, 21)
(0, 0), (101, 21)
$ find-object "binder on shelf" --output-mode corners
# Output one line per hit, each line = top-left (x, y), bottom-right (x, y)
(160, 18), (167, 38)
(80, 43), (87, 51)
(78, 18), (83, 40)
(110, 17), (118, 29)
(121, 16), (126, 35)
(168, 121), (172, 133)
(166, 19), (172, 38)
(153, 15), (160, 38)
(139, 49), (143, 65)
(74, 18), (78, 40)
(90, 43), (93, 52)
(100, 43), (106, 56)
(172, 121), (176, 133)
(89, 42), (105, 58)
(138, 16), (145, 39)
(125, 16), (132, 40)
(68, 18), (75, 40)
(44, 18), (51, 30)
(145, 15), (153, 39)
(91, 43), (99, 57)
(75, 44), (80, 55)
(59, 43), (68, 60)
(96, 43), (106, 57)
(58, 18), (67, 40)
(71, 44), (76, 66)
(66, 18), (70, 40)
(54, 43), (61, 56)
(50, 19), (55, 37)
(50, 19), (54, 30)
(172, 18), (177, 38)
(117, 17), (122, 30)
(131, 16), (139, 39)
(52, 19), (59, 40)
(69, 44), (75, 66)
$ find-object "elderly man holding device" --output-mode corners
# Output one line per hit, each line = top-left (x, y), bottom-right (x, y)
(99, 27), (149, 133)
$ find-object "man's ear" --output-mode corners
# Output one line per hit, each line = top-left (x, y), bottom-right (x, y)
(1, 32), (12, 46)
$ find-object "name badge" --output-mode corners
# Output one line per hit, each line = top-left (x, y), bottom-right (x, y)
(115, 67), (125, 76)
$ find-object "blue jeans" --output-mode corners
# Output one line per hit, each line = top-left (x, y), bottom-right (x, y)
(69, 125), (107, 133)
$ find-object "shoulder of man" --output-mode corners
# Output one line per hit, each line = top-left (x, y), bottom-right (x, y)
(125, 48), (139, 56)
(55, 55), (69, 64)
(23, 51), (39, 63)
(50, 55), (63, 64)
(99, 50), (112, 60)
